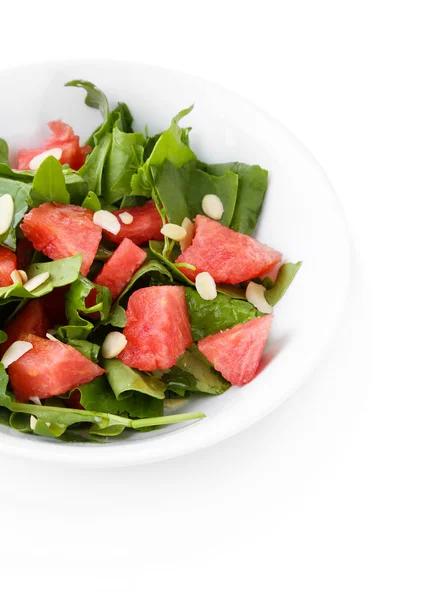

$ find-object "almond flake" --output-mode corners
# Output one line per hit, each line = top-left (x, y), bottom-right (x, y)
(1, 340), (33, 368)
(0, 193), (14, 236)
(18, 270), (28, 283)
(93, 210), (121, 235)
(29, 396), (41, 405)
(202, 194), (224, 220)
(30, 416), (37, 431)
(160, 223), (187, 242)
(46, 333), (58, 342)
(246, 282), (273, 314)
(195, 271), (217, 301)
(29, 148), (62, 170)
(10, 270), (23, 285)
(101, 331), (128, 359)
(119, 212), (133, 225)
(24, 272), (50, 292)
(180, 217), (194, 252)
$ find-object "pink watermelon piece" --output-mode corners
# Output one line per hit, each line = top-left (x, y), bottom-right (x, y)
(198, 315), (273, 385)
(175, 215), (282, 284)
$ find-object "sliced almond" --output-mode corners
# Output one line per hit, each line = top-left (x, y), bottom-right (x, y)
(93, 210), (121, 235)
(246, 282), (273, 314)
(119, 212), (134, 225)
(195, 271), (217, 301)
(161, 223), (187, 242)
(29, 147), (62, 170)
(10, 270), (23, 285)
(180, 217), (194, 252)
(29, 396), (41, 405)
(24, 272), (50, 292)
(46, 333), (59, 342)
(0, 193), (14, 236)
(1, 340), (33, 368)
(101, 331), (128, 359)
(202, 194), (224, 220)
(30, 415), (37, 431)
(18, 270), (28, 283)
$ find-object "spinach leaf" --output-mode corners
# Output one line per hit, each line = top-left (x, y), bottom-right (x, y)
(148, 241), (195, 286)
(201, 162), (268, 234)
(58, 275), (111, 341)
(0, 406), (11, 427)
(81, 190), (101, 211)
(0, 139), (9, 165)
(30, 156), (70, 206)
(102, 125), (145, 204)
(265, 261), (302, 305)
(185, 287), (259, 340)
(0, 179), (31, 249)
(68, 375), (163, 419)
(159, 345), (230, 396)
(103, 358), (166, 401)
(68, 339), (100, 362)
(0, 254), (82, 306)
(63, 169), (88, 204)
(79, 133), (112, 196)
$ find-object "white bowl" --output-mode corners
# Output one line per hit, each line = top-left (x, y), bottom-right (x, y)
(0, 60), (350, 466)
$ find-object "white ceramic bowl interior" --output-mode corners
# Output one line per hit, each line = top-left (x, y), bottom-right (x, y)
(0, 61), (349, 466)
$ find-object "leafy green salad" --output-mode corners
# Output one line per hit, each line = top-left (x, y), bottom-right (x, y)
(0, 80), (301, 442)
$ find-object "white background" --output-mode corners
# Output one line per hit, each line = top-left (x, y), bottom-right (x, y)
(1, 1), (433, 598)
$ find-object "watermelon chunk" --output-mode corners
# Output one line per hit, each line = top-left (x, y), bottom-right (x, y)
(40, 285), (69, 326)
(175, 215), (282, 284)
(0, 247), (17, 287)
(17, 120), (91, 171)
(21, 203), (102, 276)
(0, 300), (49, 354)
(198, 315), (273, 385)
(119, 286), (193, 371)
(93, 238), (146, 301)
(103, 202), (164, 245)
(8, 334), (104, 402)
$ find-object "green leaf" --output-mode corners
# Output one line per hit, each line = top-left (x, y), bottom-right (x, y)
(0, 330), (7, 343)
(201, 162), (268, 234)
(102, 125), (145, 204)
(103, 358), (166, 401)
(185, 287), (259, 340)
(159, 345), (230, 396)
(58, 275), (111, 341)
(0, 254), (82, 306)
(0, 179), (31, 249)
(68, 339), (100, 362)
(65, 80), (111, 146)
(9, 412), (32, 433)
(30, 156), (70, 206)
(0, 406), (10, 427)
(81, 190), (101, 211)
(0, 139), (9, 165)
(265, 262), (302, 305)
(148, 107), (195, 171)
(79, 133), (112, 196)
(63, 169), (89, 204)
(148, 241), (195, 286)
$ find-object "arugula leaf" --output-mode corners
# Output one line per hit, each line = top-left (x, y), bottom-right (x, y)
(0, 139), (9, 165)
(148, 241), (195, 286)
(201, 162), (268, 234)
(0, 179), (31, 249)
(79, 133), (112, 195)
(0, 254), (82, 306)
(159, 345), (230, 396)
(0, 406), (11, 427)
(185, 287), (259, 340)
(103, 358), (166, 401)
(65, 80), (111, 146)
(63, 169), (89, 204)
(29, 156), (70, 206)
(58, 275), (111, 341)
(265, 261), (302, 305)
(102, 124), (145, 204)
